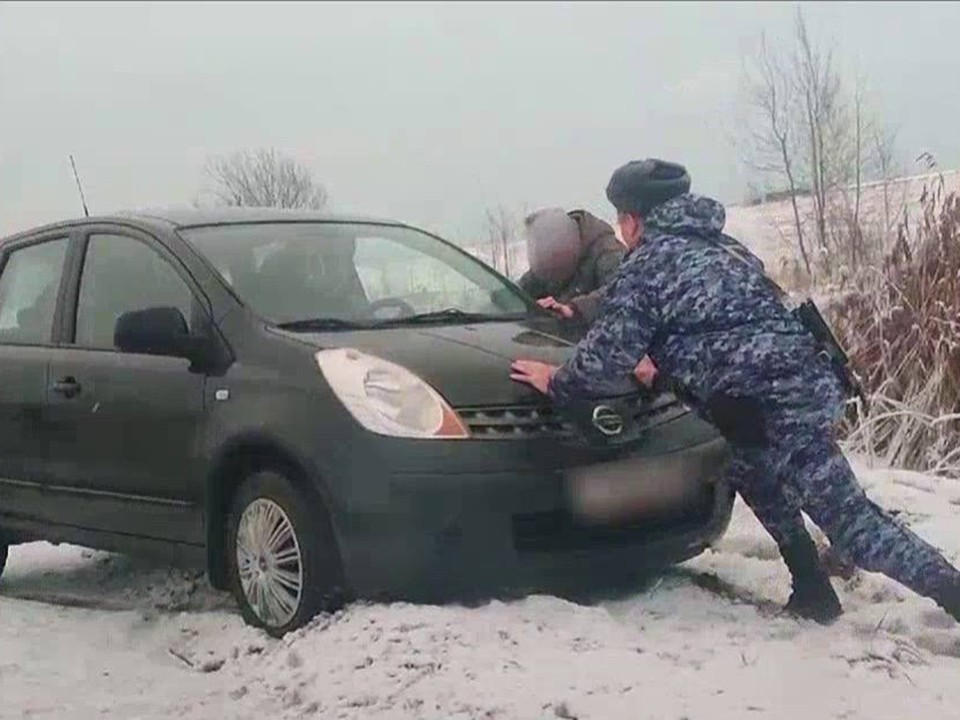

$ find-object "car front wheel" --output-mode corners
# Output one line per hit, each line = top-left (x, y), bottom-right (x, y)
(226, 469), (346, 637)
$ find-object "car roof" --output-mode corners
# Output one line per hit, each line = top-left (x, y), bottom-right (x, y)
(0, 206), (407, 245)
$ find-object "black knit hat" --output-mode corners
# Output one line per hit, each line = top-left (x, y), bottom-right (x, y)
(605, 159), (691, 216)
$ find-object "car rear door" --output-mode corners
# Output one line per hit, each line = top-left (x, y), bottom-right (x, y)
(44, 225), (211, 543)
(0, 231), (72, 526)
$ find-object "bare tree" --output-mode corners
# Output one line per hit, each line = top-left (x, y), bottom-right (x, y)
(847, 75), (866, 265)
(741, 32), (812, 275)
(872, 124), (902, 241)
(793, 6), (848, 253)
(739, 7), (900, 281)
(484, 206), (518, 278)
(203, 148), (328, 210)
(828, 71), (906, 266)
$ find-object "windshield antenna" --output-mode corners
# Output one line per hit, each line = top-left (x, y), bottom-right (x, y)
(69, 154), (90, 218)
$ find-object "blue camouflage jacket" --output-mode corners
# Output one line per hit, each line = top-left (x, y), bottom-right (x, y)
(547, 193), (835, 416)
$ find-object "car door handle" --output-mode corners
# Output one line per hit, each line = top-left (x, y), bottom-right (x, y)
(51, 377), (82, 399)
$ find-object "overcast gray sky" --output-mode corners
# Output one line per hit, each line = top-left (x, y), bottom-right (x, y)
(2, 1), (958, 244)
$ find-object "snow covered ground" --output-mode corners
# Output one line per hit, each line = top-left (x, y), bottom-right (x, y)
(3, 457), (960, 720)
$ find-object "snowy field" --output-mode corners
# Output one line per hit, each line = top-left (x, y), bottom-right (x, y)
(3, 457), (960, 720)
(724, 169), (960, 284)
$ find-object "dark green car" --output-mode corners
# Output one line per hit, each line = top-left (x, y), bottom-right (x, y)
(0, 208), (733, 636)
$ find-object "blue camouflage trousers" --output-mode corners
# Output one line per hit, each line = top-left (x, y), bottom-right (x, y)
(724, 376), (960, 601)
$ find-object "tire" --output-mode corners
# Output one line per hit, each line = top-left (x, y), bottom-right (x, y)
(226, 469), (346, 637)
(0, 541), (7, 582)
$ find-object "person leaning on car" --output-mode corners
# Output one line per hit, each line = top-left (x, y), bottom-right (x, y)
(518, 207), (658, 387)
(517, 207), (622, 325)
(511, 158), (960, 626)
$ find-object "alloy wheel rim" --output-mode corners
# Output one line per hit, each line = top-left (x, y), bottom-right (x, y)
(236, 498), (304, 627)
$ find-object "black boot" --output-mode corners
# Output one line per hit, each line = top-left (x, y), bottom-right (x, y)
(930, 578), (960, 624)
(780, 532), (843, 625)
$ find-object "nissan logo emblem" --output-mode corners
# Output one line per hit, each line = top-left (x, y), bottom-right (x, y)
(592, 405), (624, 436)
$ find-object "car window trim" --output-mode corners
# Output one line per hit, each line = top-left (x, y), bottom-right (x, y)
(0, 230), (76, 349)
(61, 224), (215, 352)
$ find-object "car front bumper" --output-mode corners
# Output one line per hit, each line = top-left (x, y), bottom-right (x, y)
(333, 427), (735, 603)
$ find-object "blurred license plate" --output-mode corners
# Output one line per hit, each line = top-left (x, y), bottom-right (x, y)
(564, 456), (704, 524)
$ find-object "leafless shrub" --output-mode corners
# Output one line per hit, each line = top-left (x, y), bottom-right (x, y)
(830, 169), (960, 477)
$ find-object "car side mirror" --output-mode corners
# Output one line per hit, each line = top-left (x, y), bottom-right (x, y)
(114, 306), (204, 361)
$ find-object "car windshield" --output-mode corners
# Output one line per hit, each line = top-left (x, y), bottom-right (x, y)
(179, 222), (532, 327)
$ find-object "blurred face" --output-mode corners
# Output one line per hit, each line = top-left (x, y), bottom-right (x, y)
(617, 212), (644, 250)
(529, 239), (580, 284)
(525, 212), (581, 285)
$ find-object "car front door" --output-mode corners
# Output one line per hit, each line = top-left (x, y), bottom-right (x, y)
(44, 227), (210, 543)
(0, 233), (72, 527)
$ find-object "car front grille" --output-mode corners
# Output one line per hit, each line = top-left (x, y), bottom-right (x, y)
(457, 405), (576, 440)
(458, 393), (691, 441)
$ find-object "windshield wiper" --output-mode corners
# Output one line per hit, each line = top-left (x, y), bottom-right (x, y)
(372, 308), (524, 327)
(275, 317), (371, 331)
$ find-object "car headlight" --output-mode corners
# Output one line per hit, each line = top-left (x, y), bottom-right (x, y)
(315, 348), (470, 439)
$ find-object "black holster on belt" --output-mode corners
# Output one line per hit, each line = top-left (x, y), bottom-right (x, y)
(792, 299), (869, 411)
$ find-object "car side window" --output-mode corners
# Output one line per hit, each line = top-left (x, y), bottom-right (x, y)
(0, 237), (69, 345)
(75, 233), (195, 350)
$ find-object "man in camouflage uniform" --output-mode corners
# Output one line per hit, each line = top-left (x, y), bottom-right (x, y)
(518, 207), (660, 388)
(511, 158), (960, 624)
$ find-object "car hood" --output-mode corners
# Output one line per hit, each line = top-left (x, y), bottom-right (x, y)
(272, 319), (595, 407)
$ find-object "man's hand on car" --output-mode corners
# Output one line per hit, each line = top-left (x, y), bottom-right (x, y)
(511, 357), (659, 395)
(634, 355), (658, 388)
(510, 359), (558, 394)
(536, 296), (576, 319)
